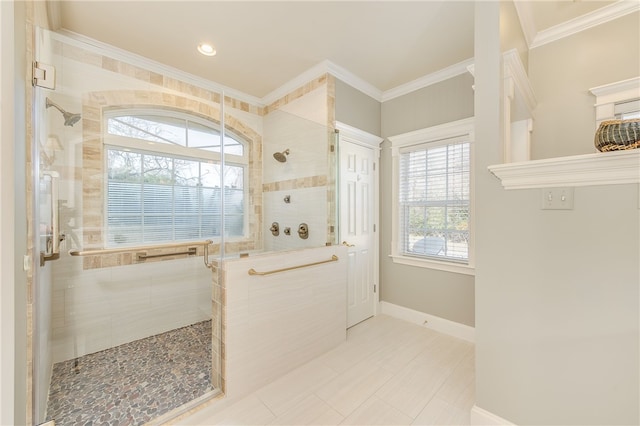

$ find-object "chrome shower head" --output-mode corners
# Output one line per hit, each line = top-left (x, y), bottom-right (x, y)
(273, 149), (290, 163)
(46, 98), (81, 127)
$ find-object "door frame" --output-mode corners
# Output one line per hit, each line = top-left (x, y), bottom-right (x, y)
(336, 121), (383, 321)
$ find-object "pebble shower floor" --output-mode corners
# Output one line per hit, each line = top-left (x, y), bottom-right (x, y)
(46, 320), (213, 426)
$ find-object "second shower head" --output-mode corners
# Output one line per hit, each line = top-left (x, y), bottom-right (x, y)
(46, 98), (82, 127)
(273, 149), (290, 163)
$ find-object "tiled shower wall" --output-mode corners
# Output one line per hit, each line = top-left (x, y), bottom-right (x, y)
(221, 245), (348, 400)
(262, 78), (337, 251)
(51, 255), (212, 363)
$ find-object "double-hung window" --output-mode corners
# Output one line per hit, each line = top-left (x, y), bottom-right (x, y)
(104, 109), (247, 247)
(614, 99), (640, 120)
(389, 118), (474, 275)
(591, 78), (640, 125)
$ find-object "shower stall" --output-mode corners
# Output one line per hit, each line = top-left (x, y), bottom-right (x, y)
(30, 26), (342, 425)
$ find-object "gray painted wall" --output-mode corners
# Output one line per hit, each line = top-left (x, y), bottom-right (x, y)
(380, 74), (476, 327)
(335, 71), (477, 327)
(334, 78), (381, 136)
(381, 74), (475, 137)
(475, 4), (639, 424)
(529, 12), (640, 160)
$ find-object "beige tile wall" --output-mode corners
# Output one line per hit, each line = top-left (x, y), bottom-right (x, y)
(79, 90), (263, 268)
(220, 245), (347, 400)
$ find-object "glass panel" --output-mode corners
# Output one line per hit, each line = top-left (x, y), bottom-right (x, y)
(107, 181), (142, 215)
(143, 154), (173, 184)
(37, 26), (337, 426)
(175, 215), (202, 240)
(224, 165), (244, 189)
(620, 110), (640, 119)
(201, 214), (219, 237)
(142, 215), (173, 242)
(174, 186), (199, 214)
(260, 109), (332, 252)
(108, 114), (187, 146)
(37, 29), (223, 426)
(107, 216), (142, 245)
(105, 149), (246, 245)
(224, 187), (244, 236)
(187, 120), (219, 148)
(200, 162), (220, 187)
(174, 158), (200, 186)
(142, 183), (173, 215)
(107, 150), (142, 181)
(221, 134), (244, 155)
(446, 231), (469, 259)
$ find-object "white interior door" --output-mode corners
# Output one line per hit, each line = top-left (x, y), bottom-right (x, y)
(339, 139), (377, 328)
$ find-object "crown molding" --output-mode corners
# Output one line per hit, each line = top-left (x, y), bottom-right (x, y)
(326, 61), (383, 102)
(261, 61), (330, 106)
(265, 56), (478, 105)
(261, 60), (383, 105)
(53, 30), (264, 107)
(530, 0), (640, 49)
(381, 57), (475, 102)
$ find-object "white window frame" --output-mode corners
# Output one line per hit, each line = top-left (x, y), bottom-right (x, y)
(389, 117), (475, 276)
(102, 109), (249, 247)
(590, 77), (640, 127)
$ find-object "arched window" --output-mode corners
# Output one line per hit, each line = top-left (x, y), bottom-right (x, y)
(103, 109), (247, 246)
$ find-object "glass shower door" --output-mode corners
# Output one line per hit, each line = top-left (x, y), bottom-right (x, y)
(31, 27), (223, 425)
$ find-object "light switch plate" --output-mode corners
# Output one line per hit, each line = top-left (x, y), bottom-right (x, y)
(541, 187), (574, 210)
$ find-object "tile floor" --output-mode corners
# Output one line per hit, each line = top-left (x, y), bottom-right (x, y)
(47, 320), (213, 426)
(178, 315), (475, 425)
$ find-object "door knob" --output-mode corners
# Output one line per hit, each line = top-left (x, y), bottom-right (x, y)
(342, 241), (355, 247)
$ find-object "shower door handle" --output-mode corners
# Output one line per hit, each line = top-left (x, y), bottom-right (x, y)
(203, 240), (215, 269)
(40, 171), (63, 266)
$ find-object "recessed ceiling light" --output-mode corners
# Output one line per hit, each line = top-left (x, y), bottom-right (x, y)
(197, 43), (216, 57)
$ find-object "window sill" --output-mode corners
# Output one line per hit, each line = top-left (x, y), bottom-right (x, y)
(390, 254), (475, 276)
(488, 149), (640, 190)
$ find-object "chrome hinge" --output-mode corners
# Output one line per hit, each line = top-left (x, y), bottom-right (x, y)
(33, 61), (56, 89)
(373, 162), (376, 171)
(373, 224), (376, 232)
(374, 285), (377, 292)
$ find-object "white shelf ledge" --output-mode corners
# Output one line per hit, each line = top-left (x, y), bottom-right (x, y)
(488, 149), (640, 190)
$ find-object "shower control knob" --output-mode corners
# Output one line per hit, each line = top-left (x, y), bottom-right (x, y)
(270, 222), (280, 236)
(297, 223), (309, 239)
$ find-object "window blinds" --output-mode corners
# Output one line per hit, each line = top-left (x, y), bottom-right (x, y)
(106, 147), (244, 246)
(398, 140), (470, 262)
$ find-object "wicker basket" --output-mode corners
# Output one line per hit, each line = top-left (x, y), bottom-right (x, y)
(594, 118), (640, 152)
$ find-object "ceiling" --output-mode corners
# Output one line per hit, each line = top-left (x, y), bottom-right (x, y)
(55, 1), (618, 101)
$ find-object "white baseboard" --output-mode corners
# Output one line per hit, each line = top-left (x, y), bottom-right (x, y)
(379, 301), (475, 342)
(470, 405), (516, 425)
